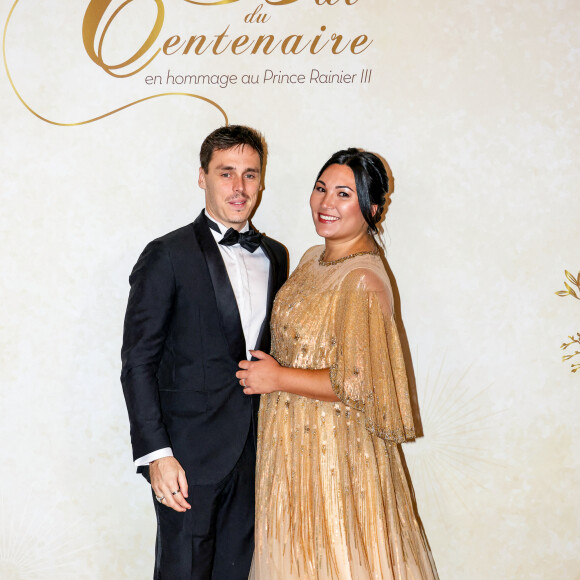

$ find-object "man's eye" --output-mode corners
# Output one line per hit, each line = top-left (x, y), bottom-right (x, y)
(245, 174), (256, 179)
(221, 173), (230, 178)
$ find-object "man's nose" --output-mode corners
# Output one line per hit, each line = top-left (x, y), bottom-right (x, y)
(232, 175), (244, 192)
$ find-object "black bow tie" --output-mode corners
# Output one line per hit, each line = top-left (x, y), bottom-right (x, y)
(219, 227), (263, 253)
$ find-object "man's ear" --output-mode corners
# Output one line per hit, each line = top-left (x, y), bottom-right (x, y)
(198, 167), (206, 190)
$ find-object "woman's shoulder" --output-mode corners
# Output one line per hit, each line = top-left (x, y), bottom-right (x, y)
(298, 244), (325, 266)
(339, 254), (395, 315)
(339, 253), (391, 292)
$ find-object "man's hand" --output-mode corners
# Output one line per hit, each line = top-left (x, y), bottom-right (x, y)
(150, 456), (191, 512)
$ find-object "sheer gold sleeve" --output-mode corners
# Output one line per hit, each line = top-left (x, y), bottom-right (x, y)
(329, 267), (416, 442)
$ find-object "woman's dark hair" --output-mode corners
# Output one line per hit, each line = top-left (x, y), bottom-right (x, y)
(316, 148), (389, 234)
(200, 125), (265, 172)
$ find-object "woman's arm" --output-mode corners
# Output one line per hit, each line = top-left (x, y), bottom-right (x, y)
(237, 350), (339, 402)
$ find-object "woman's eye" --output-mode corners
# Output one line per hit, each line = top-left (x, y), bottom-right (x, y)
(338, 191), (350, 198)
(315, 186), (325, 193)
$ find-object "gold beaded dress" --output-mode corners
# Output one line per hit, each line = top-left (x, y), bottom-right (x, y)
(250, 246), (438, 580)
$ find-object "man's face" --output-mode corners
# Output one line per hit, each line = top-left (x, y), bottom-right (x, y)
(199, 145), (262, 231)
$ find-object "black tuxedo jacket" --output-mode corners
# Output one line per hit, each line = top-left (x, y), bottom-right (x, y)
(121, 211), (288, 485)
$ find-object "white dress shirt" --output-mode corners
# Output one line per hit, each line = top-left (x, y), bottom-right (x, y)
(134, 211), (271, 467)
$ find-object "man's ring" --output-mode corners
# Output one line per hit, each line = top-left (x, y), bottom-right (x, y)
(155, 495), (165, 503)
(171, 489), (180, 496)
(242, 378), (246, 387)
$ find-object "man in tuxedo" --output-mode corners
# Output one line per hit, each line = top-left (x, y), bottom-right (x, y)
(121, 125), (288, 579)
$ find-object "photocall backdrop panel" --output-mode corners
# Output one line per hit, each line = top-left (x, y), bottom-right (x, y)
(1, 1), (579, 578)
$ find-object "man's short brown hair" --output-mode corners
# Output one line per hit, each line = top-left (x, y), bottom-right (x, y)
(200, 125), (265, 172)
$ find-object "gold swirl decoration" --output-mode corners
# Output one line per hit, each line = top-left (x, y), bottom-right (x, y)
(555, 270), (580, 373)
(2, 0), (228, 127)
(183, 0), (239, 4)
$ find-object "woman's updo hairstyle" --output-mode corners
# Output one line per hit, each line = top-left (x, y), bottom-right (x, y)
(315, 148), (389, 234)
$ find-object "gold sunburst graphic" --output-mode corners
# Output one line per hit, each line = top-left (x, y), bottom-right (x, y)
(0, 496), (96, 579)
(403, 355), (504, 518)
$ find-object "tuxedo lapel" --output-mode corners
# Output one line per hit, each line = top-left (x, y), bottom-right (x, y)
(254, 238), (278, 353)
(192, 211), (246, 363)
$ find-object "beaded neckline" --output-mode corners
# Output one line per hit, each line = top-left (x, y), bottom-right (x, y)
(318, 248), (379, 266)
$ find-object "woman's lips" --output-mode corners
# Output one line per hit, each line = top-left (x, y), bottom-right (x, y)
(318, 213), (339, 224)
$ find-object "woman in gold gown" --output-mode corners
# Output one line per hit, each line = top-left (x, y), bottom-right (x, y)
(237, 149), (438, 579)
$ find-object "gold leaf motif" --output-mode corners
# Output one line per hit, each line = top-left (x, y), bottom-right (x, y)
(556, 269), (580, 374)
(565, 270), (579, 286)
(556, 270), (580, 300)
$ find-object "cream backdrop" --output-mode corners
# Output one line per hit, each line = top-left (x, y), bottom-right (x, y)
(1, 0), (579, 578)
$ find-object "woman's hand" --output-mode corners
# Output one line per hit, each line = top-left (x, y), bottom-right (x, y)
(238, 353), (337, 402)
(237, 350), (281, 395)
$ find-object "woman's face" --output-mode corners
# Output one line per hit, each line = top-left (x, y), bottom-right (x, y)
(310, 164), (369, 242)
